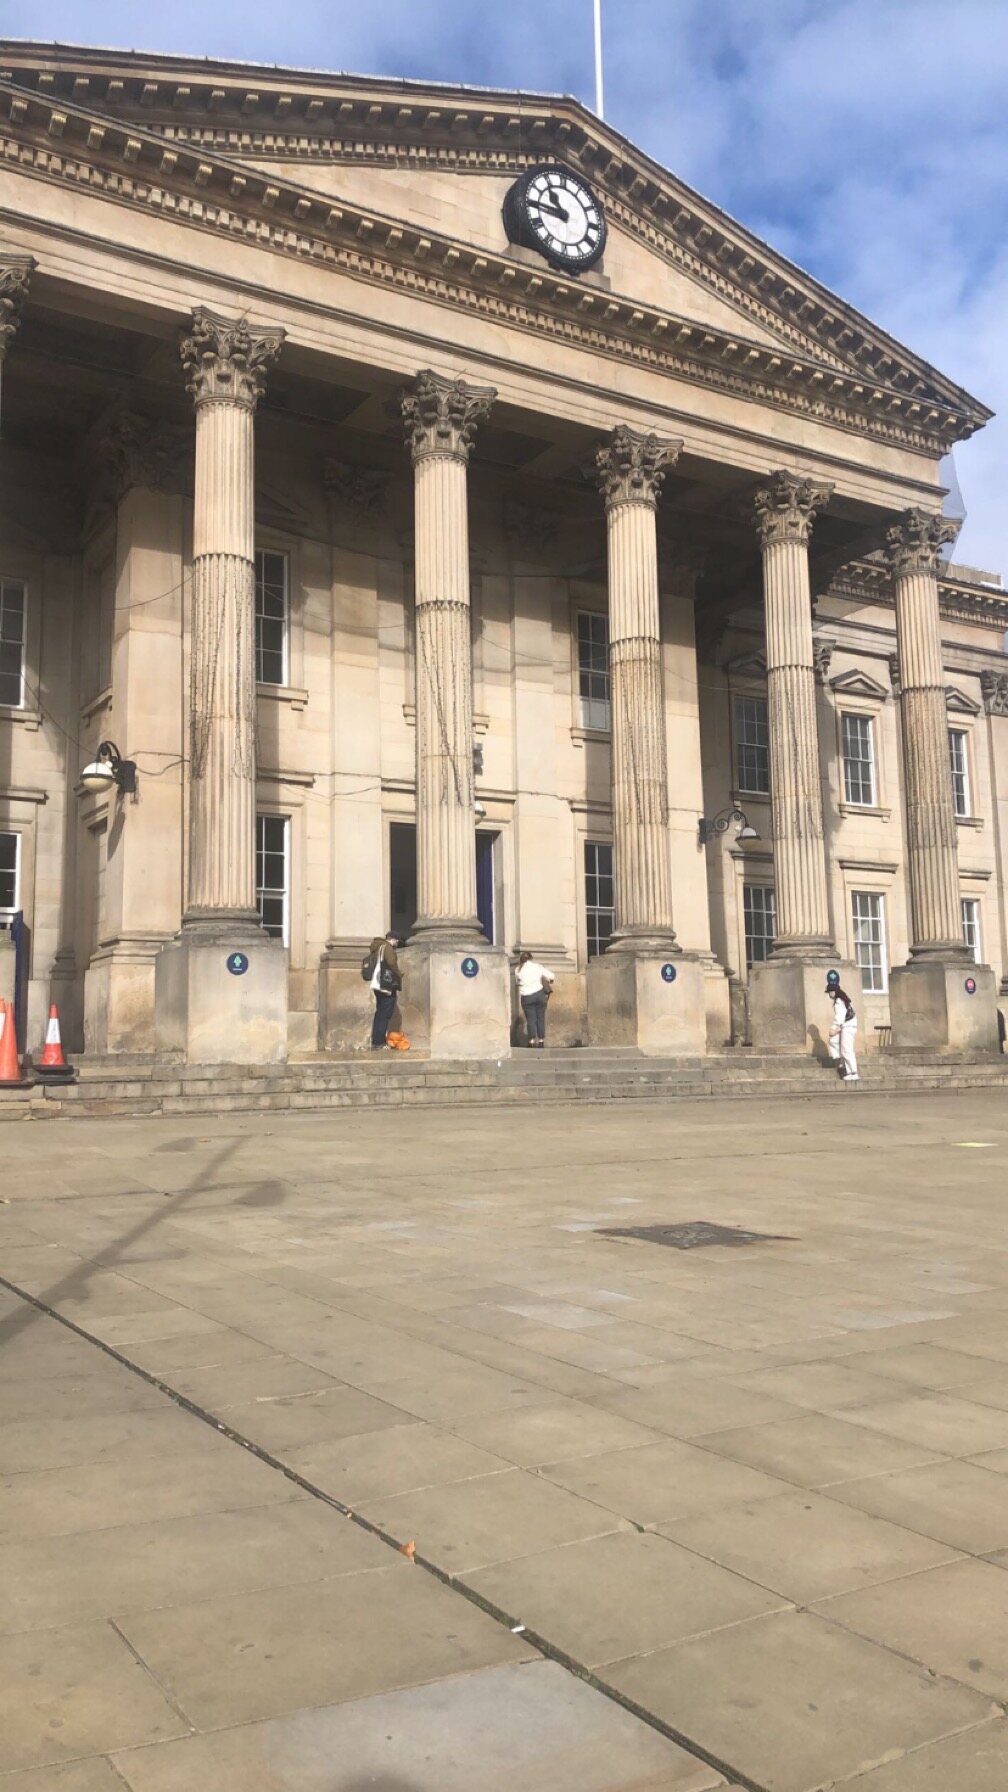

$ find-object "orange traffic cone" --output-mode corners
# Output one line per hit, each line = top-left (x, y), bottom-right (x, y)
(0, 998), (24, 1087)
(36, 1003), (75, 1082)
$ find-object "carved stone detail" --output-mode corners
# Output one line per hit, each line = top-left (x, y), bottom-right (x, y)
(0, 253), (34, 357)
(323, 458), (390, 515)
(812, 640), (833, 685)
(97, 410), (189, 501)
(502, 499), (555, 556)
(594, 426), (681, 513)
(400, 369), (495, 466)
(754, 471), (833, 548)
(981, 669), (1008, 717)
(180, 307), (284, 411)
(889, 653), (901, 698)
(884, 508), (959, 578)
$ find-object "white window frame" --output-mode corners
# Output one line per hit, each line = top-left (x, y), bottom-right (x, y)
(584, 838), (615, 960)
(0, 577), (27, 710)
(576, 610), (611, 734)
(851, 890), (888, 994)
(255, 813), (290, 947)
(841, 711), (877, 807)
(254, 549), (290, 689)
(948, 728), (972, 819)
(733, 693), (771, 797)
(742, 883), (776, 969)
(961, 896), (982, 965)
(0, 829), (21, 921)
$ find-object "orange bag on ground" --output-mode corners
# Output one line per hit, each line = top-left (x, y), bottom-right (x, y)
(386, 1031), (411, 1052)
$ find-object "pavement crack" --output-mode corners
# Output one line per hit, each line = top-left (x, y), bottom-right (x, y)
(107, 1617), (196, 1734)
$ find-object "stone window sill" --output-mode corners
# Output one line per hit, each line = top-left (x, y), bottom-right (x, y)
(257, 683), (307, 712)
(955, 814), (984, 829)
(732, 789), (770, 806)
(571, 726), (611, 748)
(0, 704), (41, 732)
(838, 802), (892, 820)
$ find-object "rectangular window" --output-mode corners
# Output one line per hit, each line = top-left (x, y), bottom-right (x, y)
(842, 712), (876, 807)
(743, 884), (776, 968)
(0, 831), (19, 918)
(734, 695), (770, 795)
(577, 611), (610, 732)
(961, 896), (982, 965)
(254, 550), (289, 687)
(255, 814), (289, 946)
(948, 728), (971, 819)
(851, 890), (888, 993)
(584, 840), (615, 959)
(0, 578), (27, 708)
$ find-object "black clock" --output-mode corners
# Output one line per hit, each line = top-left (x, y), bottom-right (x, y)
(503, 164), (606, 274)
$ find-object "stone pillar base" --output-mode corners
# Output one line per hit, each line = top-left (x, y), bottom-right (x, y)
(318, 939), (373, 1054)
(154, 925), (288, 1065)
(587, 950), (706, 1056)
(889, 958), (999, 1054)
(83, 938), (172, 1056)
(398, 936), (511, 1060)
(750, 955), (861, 1057)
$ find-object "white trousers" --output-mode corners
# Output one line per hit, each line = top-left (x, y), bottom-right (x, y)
(829, 1022), (858, 1079)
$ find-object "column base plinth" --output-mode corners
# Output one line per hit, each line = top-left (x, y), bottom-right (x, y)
(750, 955), (861, 1056)
(154, 924), (288, 1065)
(889, 958), (999, 1054)
(84, 936), (174, 1055)
(397, 936), (511, 1060)
(587, 949), (706, 1056)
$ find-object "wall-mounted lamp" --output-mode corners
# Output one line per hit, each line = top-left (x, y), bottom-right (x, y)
(698, 805), (759, 848)
(80, 740), (137, 797)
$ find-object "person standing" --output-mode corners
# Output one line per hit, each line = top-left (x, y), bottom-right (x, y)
(367, 932), (402, 1051)
(826, 971), (859, 1082)
(515, 951), (555, 1048)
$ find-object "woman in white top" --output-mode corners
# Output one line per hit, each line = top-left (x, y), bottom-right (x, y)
(826, 973), (859, 1082)
(515, 952), (555, 1048)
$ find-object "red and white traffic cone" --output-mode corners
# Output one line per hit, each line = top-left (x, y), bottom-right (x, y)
(0, 998), (24, 1088)
(35, 1003), (76, 1083)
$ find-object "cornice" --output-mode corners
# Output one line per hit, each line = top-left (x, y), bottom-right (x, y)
(829, 557), (1008, 630)
(2, 88), (975, 468)
(0, 42), (990, 437)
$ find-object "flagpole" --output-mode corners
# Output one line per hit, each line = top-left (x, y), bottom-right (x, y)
(593, 0), (604, 118)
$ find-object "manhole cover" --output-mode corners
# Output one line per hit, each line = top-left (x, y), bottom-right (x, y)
(597, 1221), (792, 1250)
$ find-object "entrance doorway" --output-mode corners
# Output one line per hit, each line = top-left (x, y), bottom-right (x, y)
(388, 822), (501, 945)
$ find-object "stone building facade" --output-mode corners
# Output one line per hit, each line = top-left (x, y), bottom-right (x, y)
(0, 43), (1005, 1062)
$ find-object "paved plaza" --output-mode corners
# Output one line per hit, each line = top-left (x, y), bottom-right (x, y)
(1, 1090), (1008, 1790)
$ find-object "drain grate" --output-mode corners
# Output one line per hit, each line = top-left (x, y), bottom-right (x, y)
(597, 1220), (792, 1250)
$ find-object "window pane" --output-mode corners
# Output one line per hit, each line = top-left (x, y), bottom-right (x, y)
(743, 883), (776, 968)
(255, 551), (289, 687)
(948, 729), (970, 818)
(842, 713), (875, 806)
(961, 897), (981, 965)
(577, 612), (610, 732)
(255, 814), (289, 944)
(0, 831), (17, 912)
(584, 840), (615, 960)
(734, 695), (769, 794)
(851, 890), (887, 993)
(0, 579), (25, 707)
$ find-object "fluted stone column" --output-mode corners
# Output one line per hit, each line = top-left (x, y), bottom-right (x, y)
(885, 509), (997, 1050)
(749, 473), (861, 1050)
(401, 370), (493, 940)
(595, 427), (679, 947)
(395, 371), (510, 1058)
(586, 426), (706, 1054)
(155, 309), (288, 1065)
(755, 472), (834, 953)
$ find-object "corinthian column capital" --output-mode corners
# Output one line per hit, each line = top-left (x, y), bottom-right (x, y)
(180, 307), (284, 410)
(0, 253), (35, 357)
(400, 369), (495, 465)
(96, 409), (189, 502)
(595, 425), (681, 512)
(755, 471), (833, 548)
(884, 507), (959, 578)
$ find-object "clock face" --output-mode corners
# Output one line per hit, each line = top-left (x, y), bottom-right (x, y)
(505, 165), (606, 273)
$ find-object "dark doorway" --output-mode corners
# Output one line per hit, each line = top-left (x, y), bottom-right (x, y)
(476, 830), (498, 944)
(389, 823), (416, 943)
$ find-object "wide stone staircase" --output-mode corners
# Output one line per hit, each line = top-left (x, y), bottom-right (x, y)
(3, 1044), (1007, 1120)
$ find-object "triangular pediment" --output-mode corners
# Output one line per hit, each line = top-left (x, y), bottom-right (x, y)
(945, 684), (981, 716)
(724, 650), (767, 679)
(830, 668), (890, 700)
(0, 41), (991, 447)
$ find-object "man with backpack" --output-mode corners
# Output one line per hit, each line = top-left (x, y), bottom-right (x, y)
(362, 932), (402, 1050)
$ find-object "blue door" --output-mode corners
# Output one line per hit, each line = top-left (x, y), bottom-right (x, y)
(476, 832), (496, 943)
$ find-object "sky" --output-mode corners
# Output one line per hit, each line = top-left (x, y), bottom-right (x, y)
(3, 0), (1006, 574)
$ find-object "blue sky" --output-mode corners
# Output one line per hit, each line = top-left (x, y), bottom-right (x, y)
(3, 0), (1007, 573)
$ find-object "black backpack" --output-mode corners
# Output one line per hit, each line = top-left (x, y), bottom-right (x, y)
(360, 947), (378, 983)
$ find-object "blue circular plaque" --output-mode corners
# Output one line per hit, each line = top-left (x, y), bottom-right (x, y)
(660, 962), (677, 983)
(461, 956), (480, 979)
(965, 976), (977, 996)
(226, 952), (249, 977)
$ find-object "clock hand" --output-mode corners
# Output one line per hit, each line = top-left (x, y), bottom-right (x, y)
(537, 196), (569, 222)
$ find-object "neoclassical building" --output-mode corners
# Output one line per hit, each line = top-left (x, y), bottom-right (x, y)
(0, 41), (1005, 1062)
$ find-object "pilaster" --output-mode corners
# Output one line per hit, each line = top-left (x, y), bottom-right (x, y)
(0, 252), (34, 427)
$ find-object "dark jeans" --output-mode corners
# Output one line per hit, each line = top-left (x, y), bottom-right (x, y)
(521, 992), (548, 1043)
(372, 989), (396, 1048)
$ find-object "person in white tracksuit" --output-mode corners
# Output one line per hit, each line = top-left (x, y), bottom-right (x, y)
(826, 973), (859, 1082)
